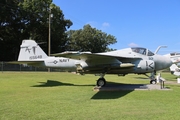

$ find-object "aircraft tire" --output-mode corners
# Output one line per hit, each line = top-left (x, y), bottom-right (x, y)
(150, 79), (157, 84)
(97, 78), (106, 87)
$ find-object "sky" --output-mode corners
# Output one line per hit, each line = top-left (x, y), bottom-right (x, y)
(53, 0), (180, 54)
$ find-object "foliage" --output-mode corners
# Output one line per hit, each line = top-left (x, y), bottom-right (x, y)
(66, 24), (117, 53)
(0, 0), (117, 61)
(0, 0), (23, 60)
(0, 0), (72, 61)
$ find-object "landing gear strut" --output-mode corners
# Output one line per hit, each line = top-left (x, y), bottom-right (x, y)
(144, 72), (157, 84)
(149, 72), (157, 84)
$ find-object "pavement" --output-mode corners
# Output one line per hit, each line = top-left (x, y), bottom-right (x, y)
(93, 83), (171, 91)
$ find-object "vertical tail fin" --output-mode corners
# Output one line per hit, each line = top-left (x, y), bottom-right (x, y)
(170, 64), (180, 76)
(18, 40), (48, 61)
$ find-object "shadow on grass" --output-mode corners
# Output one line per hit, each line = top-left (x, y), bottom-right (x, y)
(91, 90), (132, 99)
(32, 80), (148, 99)
(134, 76), (149, 80)
(31, 80), (94, 87)
(91, 81), (148, 99)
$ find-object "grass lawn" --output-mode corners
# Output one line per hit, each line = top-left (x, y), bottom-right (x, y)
(0, 72), (180, 120)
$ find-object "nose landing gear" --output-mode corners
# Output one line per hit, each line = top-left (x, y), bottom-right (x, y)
(150, 79), (157, 84)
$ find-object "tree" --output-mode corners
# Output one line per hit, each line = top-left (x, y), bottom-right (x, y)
(50, 4), (72, 53)
(0, 0), (72, 61)
(66, 24), (117, 53)
(18, 0), (73, 54)
(0, 0), (24, 60)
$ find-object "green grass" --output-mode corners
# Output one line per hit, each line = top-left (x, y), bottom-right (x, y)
(0, 72), (180, 120)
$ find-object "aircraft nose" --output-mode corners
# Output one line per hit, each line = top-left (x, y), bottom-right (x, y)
(154, 55), (172, 70)
(164, 56), (173, 68)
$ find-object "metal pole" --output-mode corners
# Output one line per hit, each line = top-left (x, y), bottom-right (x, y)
(48, 7), (51, 72)
(48, 8), (51, 58)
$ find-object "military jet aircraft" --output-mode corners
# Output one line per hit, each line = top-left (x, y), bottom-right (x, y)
(13, 40), (173, 87)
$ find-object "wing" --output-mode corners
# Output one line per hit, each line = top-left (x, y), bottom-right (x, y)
(52, 51), (140, 74)
(51, 51), (140, 61)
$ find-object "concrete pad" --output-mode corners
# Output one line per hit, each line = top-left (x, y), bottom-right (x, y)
(93, 84), (171, 91)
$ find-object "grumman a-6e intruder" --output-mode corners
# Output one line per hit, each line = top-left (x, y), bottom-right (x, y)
(13, 40), (173, 87)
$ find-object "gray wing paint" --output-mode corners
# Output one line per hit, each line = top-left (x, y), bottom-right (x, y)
(51, 51), (141, 61)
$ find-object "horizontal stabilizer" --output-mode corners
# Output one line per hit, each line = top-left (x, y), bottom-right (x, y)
(7, 60), (44, 67)
(8, 60), (44, 64)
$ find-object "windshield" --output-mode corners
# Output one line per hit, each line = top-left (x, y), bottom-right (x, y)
(131, 47), (154, 56)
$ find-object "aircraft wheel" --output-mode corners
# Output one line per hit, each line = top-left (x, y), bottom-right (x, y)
(97, 78), (106, 87)
(150, 79), (157, 84)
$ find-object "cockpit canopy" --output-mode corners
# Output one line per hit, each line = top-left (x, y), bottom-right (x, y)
(131, 47), (154, 56)
(170, 52), (180, 56)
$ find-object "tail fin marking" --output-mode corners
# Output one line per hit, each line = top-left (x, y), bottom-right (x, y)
(18, 40), (48, 61)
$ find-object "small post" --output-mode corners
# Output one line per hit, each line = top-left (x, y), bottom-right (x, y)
(1, 61), (3, 73)
(160, 78), (165, 89)
(20, 64), (21, 72)
(163, 81), (164, 88)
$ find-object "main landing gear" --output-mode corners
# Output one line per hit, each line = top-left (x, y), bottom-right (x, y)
(97, 78), (106, 87)
(96, 74), (106, 87)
